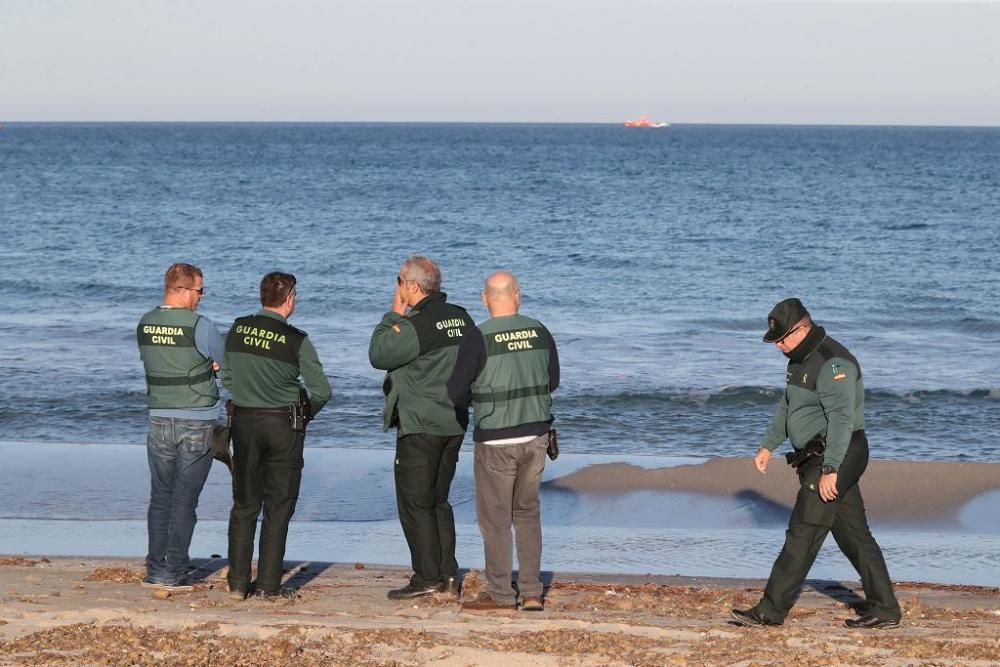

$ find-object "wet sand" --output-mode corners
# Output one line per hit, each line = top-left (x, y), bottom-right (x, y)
(1, 556), (998, 666)
(550, 457), (1000, 523)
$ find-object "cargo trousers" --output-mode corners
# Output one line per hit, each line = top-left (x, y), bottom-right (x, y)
(394, 432), (463, 588)
(757, 430), (901, 622)
(227, 410), (304, 593)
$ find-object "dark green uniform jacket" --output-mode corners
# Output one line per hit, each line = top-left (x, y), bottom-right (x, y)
(223, 309), (331, 414)
(369, 292), (472, 436)
(447, 313), (560, 443)
(137, 307), (219, 409)
(760, 326), (864, 471)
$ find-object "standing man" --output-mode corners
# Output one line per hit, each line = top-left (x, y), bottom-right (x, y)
(447, 272), (559, 613)
(137, 262), (225, 590)
(224, 272), (331, 600)
(731, 298), (901, 629)
(369, 256), (473, 600)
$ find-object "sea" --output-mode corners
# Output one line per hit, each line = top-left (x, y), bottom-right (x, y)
(1, 123), (999, 585)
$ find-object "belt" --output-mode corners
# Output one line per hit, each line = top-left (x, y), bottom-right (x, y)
(233, 405), (293, 415)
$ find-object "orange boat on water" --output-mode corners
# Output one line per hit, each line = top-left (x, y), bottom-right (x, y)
(623, 115), (669, 128)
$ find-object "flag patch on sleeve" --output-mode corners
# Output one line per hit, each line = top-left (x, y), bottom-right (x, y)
(831, 363), (847, 381)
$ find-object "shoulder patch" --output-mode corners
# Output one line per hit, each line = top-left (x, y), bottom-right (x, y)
(831, 362), (847, 381)
(392, 324), (401, 334)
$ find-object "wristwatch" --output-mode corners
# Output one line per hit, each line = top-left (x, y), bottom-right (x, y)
(821, 465), (837, 475)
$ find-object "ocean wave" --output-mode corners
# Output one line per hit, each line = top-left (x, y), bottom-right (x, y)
(556, 386), (1000, 407)
(885, 222), (931, 230)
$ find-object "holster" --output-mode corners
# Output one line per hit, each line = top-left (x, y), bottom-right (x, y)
(211, 400), (235, 474)
(546, 429), (559, 461)
(290, 388), (312, 433)
(785, 433), (825, 469)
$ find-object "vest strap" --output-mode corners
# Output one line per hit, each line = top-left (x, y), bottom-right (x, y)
(473, 383), (549, 404)
(146, 369), (215, 386)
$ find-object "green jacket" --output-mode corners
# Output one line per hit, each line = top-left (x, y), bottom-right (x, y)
(369, 292), (472, 436)
(137, 307), (219, 409)
(760, 327), (865, 471)
(223, 309), (331, 414)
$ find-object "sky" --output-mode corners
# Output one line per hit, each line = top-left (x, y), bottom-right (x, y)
(1, 0), (998, 125)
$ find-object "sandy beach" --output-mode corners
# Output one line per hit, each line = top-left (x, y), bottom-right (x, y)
(1, 556), (998, 666)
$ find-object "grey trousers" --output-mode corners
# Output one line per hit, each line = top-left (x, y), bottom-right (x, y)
(474, 435), (547, 605)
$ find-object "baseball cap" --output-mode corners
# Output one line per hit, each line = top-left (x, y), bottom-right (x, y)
(762, 298), (810, 343)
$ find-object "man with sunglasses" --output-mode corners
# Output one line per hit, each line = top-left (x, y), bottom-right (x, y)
(137, 263), (226, 590)
(731, 298), (901, 630)
(369, 256), (473, 600)
(224, 271), (331, 599)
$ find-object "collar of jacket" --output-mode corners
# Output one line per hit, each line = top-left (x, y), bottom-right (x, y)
(785, 324), (826, 363)
(410, 291), (448, 314)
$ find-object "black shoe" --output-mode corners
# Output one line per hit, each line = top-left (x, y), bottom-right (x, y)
(253, 587), (298, 600)
(439, 576), (460, 596)
(730, 607), (783, 627)
(387, 582), (441, 600)
(844, 615), (900, 629)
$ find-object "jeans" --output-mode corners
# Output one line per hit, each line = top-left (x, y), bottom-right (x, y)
(474, 435), (547, 605)
(146, 416), (214, 584)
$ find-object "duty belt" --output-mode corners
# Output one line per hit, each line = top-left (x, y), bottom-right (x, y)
(233, 405), (294, 415)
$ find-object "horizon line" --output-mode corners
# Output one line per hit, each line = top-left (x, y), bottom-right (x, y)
(3, 120), (1000, 130)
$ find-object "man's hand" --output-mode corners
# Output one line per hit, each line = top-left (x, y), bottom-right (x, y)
(391, 283), (408, 315)
(753, 447), (773, 474)
(819, 472), (839, 502)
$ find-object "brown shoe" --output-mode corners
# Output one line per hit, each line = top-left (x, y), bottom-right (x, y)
(520, 596), (544, 612)
(461, 592), (516, 613)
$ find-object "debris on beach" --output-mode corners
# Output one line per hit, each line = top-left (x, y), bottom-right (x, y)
(82, 567), (145, 584)
(0, 557), (48, 568)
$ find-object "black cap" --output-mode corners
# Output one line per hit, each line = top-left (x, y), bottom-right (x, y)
(762, 298), (810, 342)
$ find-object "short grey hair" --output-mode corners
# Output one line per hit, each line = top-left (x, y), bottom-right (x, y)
(402, 255), (442, 293)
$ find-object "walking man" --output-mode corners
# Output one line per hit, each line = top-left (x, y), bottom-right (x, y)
(137, 263), (225, 590)
(224, 272), (331, 599)
(369, 256), (473, 599)
(447, 271), (560, 612)
(731, 298), (901, 629)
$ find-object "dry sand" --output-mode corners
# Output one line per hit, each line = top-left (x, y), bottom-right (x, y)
(1, 556), (997, 666)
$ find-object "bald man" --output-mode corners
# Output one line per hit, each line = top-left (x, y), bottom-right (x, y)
(447, 272), (560, 613)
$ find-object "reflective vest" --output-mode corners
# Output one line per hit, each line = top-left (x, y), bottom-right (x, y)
(472, 314), (552, 431)
(137, 307), (218, 409)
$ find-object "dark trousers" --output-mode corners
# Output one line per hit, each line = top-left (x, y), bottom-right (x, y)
(394, 432), (463, 587)
(227, 412), (304, 593)
(758, 430), (901, 622)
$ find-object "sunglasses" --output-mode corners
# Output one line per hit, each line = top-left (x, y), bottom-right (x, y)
(180, 286), (205, 296)
(774, 324), (805, 344)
